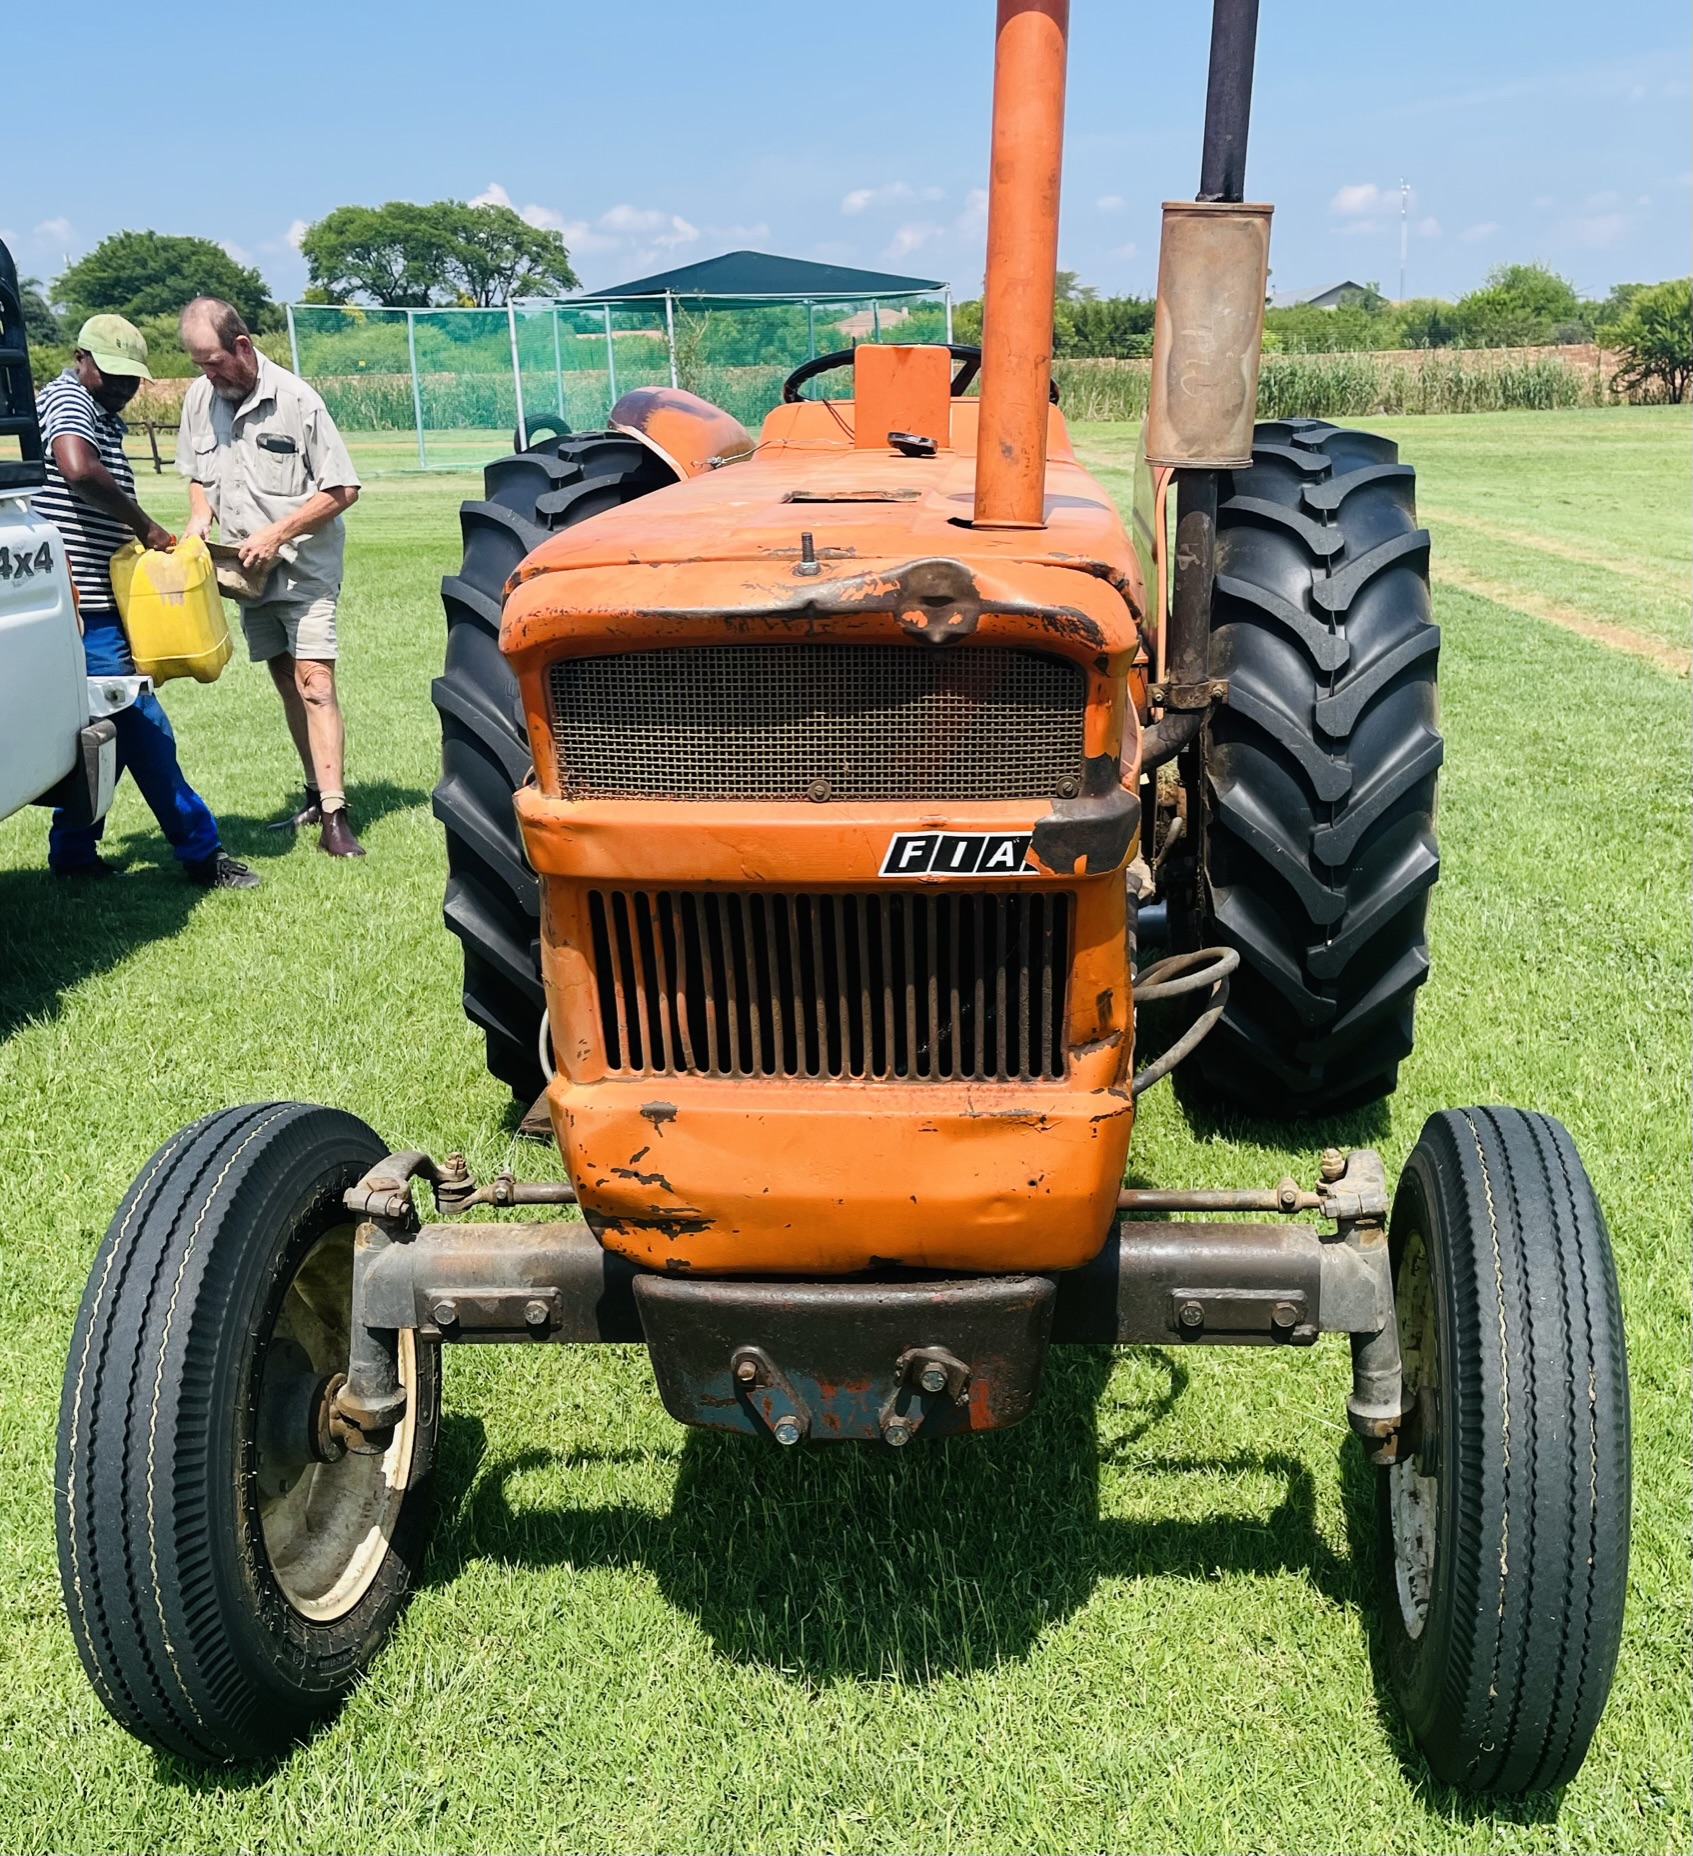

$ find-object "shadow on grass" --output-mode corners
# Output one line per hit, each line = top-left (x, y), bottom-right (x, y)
(0, 781), (430, 1042)
(0, 859), (199, 1041)
(212, 778), (430, 862)
(427, 1348), (1340, 1681)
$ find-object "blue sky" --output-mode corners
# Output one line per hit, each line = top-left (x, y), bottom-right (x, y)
(4, 2), (1688, 305)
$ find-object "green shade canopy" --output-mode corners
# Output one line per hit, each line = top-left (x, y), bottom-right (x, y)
(590, 249), (946, 304)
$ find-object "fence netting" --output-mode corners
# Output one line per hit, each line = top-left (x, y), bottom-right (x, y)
(285, 294), (950, 472)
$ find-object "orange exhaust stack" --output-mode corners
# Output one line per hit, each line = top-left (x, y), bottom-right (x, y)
(972, 0), (1069, 530)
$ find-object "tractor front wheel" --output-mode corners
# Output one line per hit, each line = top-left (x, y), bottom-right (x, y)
(1378, 1107), (1630, 1793)
(55, 1103), (440, 1763)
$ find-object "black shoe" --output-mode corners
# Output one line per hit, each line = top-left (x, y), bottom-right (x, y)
(51, 856), (120, 879)
(267, 786), (322, 831)
(185, 851), (261, 890)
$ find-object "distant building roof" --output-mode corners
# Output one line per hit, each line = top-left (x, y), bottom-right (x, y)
(591, 250), (946, 303)
(1268, 281), (1370, 310)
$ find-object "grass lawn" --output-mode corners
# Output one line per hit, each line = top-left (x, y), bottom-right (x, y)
(2, 408), (1688, 1853)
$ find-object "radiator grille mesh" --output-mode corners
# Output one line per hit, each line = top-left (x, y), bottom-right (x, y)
(587, 888), (1071, 1081)
(548, 645), (1086, 802)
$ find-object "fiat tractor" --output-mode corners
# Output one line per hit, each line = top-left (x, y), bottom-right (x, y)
(58, 0), (1629, 1793)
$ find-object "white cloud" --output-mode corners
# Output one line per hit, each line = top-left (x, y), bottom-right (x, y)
(1107, 241), (1138, 260)
(1564, 212), (1628, 248)
(1331, 182), (1392, 217)
(1097, 194), (1126, 212)
(34, 216), (73, 245)
(220, 240), (253, 265)
(883, 221), (945, 260)
(1458, 221), (1500, 244)
(841, 181), (943, 216)
(286, 218), (308, 249)
(471, 181), (574, 234)
(1416, 216), (1441, 238)
(956, 188), (989, 232)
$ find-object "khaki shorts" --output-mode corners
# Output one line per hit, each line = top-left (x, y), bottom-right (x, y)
(241, 592), (339, 662)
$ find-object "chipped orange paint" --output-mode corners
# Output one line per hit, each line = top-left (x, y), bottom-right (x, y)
(505, 378), (1151, 1277)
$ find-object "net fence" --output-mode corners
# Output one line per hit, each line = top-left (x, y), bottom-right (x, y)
(282, 293), (951, 472)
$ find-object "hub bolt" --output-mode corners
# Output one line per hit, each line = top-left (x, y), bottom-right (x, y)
(524, 1298), (550, 1330)
(772, 1416), (801, 1447)
(884, 1420), (913, 1447)
(1272, 1302), (1300, 1332)
(1319, 1147), (1346, 1184)
(734, 1357), (758, 1385)
(1178, 1300), (1205, 1330)
(918, 1364), (947, 1394)
(431, 1299), (458, 1328)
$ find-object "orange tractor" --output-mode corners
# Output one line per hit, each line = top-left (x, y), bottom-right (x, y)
(59, 0), (1629, 1793)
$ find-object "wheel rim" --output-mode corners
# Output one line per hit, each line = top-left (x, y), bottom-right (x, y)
(1388, 1225), (1439, 1641)
(255, 1225), (419, 1622)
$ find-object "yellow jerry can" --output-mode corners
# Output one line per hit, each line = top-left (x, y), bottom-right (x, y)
(109, 535), (234, 684)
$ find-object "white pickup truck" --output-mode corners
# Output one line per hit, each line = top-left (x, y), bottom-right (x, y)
(0, 242), (143, 833)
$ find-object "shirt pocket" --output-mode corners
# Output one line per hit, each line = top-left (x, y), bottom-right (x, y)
(192, 435), (222, 490)
(252, 431), (308, 499)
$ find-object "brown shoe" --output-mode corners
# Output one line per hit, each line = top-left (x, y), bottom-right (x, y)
(318, 808), (366, 858)
(267, 785), (322, 830)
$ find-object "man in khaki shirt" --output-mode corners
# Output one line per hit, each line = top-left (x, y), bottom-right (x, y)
(176, 296), (365, 856)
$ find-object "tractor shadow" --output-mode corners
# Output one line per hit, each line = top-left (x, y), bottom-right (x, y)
(421, 1374), (1570, 1822)
(431, 1347), (1347, 1685)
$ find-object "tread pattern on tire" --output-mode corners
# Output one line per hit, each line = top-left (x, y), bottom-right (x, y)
(1197, 417), (1442, 1114)
(433, 432), (675, 1098)
(55, 1103), (438, 1764)
(1384, 1106), (1630, 1794)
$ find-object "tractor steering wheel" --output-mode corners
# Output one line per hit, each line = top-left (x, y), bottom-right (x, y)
(779, 342), (1061, 405)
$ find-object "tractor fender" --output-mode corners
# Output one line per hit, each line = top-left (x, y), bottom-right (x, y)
(609, 386), (756, 481)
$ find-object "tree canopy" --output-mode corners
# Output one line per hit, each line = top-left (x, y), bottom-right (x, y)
(1610, 277), (1691, 403)
(1452, 263), (1586, 346)
(300, 201), (579, 307)
(55, 231), (276, 330)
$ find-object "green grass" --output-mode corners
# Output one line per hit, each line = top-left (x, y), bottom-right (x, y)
(2, 411), (1689, 1853)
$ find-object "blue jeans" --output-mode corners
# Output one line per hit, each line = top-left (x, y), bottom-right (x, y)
(50, 613), (222, 871)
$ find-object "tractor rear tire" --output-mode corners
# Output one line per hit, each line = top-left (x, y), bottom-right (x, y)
(1191, 417), (1441, 1116)
(433, 433), (675, 1098)
(1379, 1107), (1630, 1792)
(55, 1103), (440, 1764)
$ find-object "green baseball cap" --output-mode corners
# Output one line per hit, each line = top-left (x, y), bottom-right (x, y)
(75, 314), (153, 381)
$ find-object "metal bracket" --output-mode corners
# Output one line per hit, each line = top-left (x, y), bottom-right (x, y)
(730, 1346), (811, 1446)
(1147, 677), (1228, 710)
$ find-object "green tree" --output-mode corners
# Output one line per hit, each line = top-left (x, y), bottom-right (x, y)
(1610, 277), (1691, 403)
(300, 201), (577, 308)
(299, 203), (450, 307)
(1455, 262), (1586, 347)
(436, 202), (579, 305)
(55, 231), (276, 329)
(16, 275), (63, 344)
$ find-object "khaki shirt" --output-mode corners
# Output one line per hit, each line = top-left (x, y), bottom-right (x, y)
(176, 354), (360, 598)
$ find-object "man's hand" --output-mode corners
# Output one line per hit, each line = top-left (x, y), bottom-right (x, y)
(140, 518), (175, 552)
(237, 522), (288, 570)
(184, 510), (214, 541)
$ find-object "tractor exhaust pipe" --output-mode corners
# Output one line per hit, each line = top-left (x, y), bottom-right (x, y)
(972, 0), (1069, 531)
(1198, 0), (1260, 204)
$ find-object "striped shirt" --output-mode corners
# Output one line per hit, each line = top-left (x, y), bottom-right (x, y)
(32, 370), (136, 611)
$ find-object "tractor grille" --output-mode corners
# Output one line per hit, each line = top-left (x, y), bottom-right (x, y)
(587, 888), (1071, 1081)
(548, 645), (1086, 802)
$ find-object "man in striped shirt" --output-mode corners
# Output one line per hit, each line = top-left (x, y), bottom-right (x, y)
(34, 315), (256, 887)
